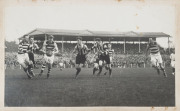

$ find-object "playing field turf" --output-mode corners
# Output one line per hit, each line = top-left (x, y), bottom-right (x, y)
(5, 67), (175, 106)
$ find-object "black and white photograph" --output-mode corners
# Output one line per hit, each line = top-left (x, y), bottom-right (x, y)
(3, 0), (179, 109)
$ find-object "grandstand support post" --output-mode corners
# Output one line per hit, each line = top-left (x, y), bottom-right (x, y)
(139, 38), (141, 53)
(124, 38), (126, 54)
(144, 63), (145, 68)
(45, 34), (47, 41)
(168, 37), (170, 54)
(62, 36), (64, 53)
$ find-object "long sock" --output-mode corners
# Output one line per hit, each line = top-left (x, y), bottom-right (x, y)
(23, 67), (27, 73)
(48, 68), (51, 74)
(109, 68), (112, 75)
(93, 68), (98, 75)
(76, 67), (81, 76)
(28, 64), (33, 73)
(173, 68), (175, 73)
(40, 64), (46, 73)
(160, 67), (165, 73)
(98, 66), (102, 74)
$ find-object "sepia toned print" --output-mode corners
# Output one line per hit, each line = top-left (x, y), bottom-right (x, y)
(1, 0), (180, 110)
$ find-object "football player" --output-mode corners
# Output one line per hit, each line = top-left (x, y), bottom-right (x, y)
(28, 36), (39, 74)
(72, 37), (90, 79)
(170, 49), (175, 75)
(39, 35), (58, 78)
(146, 38), (167, 77)
(91, 38), (104, 76)
(104, 43), (114, 77)
(17, 36), (34, 79)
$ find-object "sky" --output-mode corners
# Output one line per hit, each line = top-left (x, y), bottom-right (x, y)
(4, 1), (176, 48)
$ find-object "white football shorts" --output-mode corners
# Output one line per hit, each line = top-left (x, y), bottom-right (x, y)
(17, 53), (30, 65)
(150, 52), (163, 67)
(44, 54), (54, 64)
(59, 63), (64, 67)
(171, 61), (175, 68)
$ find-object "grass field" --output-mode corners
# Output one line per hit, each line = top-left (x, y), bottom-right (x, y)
(5, 67), (175, 107)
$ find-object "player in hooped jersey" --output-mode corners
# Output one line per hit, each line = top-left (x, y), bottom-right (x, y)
(146, 38), (167, 77)
(17, 37), (34, 79)
(28, 36), (39, 70)
(39, 35), (58, 78)
(72, 37), (90, 79)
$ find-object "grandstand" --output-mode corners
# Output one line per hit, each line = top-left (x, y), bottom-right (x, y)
(19, 28), (171, 54)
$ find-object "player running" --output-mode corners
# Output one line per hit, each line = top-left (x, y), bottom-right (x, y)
(91, 38), (104, 76)
(17, 37), (34, 79)
(72, 37), (90, 79)
(28, 36), (39, 72)
(104, 43), (114, 77)
(38, 35), (58, 78)
(146, 38), (167, 77)
(170, 49), (175, 75)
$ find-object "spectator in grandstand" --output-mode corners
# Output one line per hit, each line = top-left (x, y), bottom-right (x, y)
(146, 38), (167, 77)
(39, 35), (59, 78)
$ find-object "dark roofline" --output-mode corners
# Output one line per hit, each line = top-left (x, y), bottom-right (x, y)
(19, 28), (171, 40)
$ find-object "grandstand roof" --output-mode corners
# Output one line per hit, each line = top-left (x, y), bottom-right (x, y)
(20, 28), (171, 41)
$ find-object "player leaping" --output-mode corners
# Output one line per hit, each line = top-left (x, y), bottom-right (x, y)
(39, 35), (58, 78)
(72, 37), (90, 79)
(146, 38), (167, 77)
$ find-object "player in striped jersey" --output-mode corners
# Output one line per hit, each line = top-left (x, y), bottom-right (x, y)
(28, 36), (39, 73)
(104, 43), (114, 77)
(146, 38), (167, 77)
(17, 37), (34, 79)
(170, 49), (175, 75)
(91, 38), (104, 76)
(39, 35), (58, 78)
(72, 37), (90, 79)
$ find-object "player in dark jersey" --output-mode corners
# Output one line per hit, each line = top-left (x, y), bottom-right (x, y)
(72, 37), (90, 79)
(39, 35), (58, 78)
(146, 38), (167, 77)
(104, 43), (114, 77)
(96, 42), (110, 76)
(91, 38), (104, 76)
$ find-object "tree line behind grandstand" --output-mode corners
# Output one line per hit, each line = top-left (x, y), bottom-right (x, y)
(5, 40), (172, 69)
